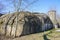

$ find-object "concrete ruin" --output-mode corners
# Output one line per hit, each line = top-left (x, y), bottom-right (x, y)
(0, 10), (58, 38)
(48, 10), (58, 29)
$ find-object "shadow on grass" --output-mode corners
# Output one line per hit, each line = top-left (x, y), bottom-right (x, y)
(43, 34), (50, 40)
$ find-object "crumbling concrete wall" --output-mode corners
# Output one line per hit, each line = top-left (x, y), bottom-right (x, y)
(0, 12), (53, 38)
(34, 13), (53, 31)
(0, 12), (43, 38)
(48, 10), (58, 29)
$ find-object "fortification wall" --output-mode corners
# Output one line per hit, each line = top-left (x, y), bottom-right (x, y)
(0, 12), (53, 38)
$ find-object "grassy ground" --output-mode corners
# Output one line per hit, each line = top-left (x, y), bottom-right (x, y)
(46, 28), (60, 40)
(12, 28), (60, 40)
(0, 28), (60, 40)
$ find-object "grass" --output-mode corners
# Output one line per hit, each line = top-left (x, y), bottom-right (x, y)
(0, 28), (60, 40)
(12, 28), (60, 40)
(45, 28), (60, 40)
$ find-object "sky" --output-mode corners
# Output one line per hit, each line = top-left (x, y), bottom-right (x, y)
(0, 0), (60, 15)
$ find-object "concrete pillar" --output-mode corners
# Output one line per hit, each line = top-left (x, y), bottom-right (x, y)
(48, 10), (58, 29)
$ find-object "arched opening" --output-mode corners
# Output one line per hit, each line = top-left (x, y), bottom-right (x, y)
(21, 15), (42, 36)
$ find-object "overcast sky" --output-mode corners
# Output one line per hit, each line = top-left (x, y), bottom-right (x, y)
(0, 0), (60, 15)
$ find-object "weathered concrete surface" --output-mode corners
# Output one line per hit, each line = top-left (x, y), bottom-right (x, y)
(48, 10), (58, 29)
(0, 12), (53, 38)
(0, 12), (43, 38)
